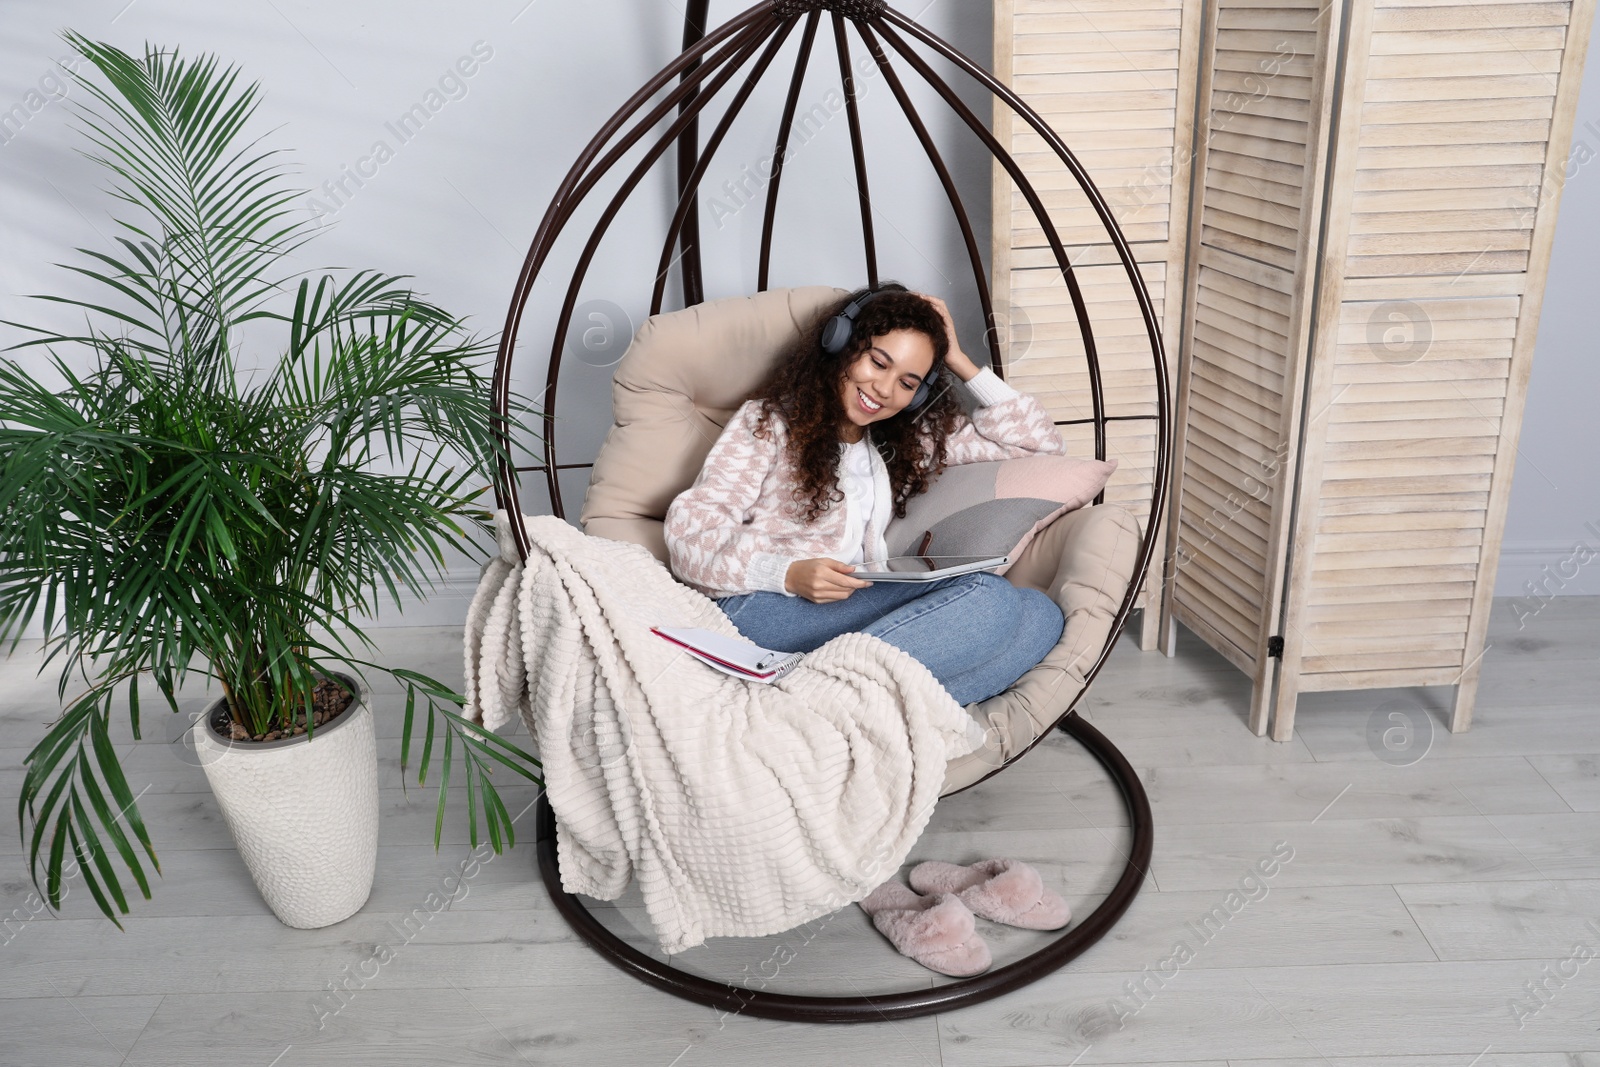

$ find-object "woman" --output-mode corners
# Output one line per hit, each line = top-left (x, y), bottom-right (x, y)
(663, 284), (1067, 707)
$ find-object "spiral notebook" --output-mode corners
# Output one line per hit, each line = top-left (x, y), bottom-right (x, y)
(650, 626), (804, 684)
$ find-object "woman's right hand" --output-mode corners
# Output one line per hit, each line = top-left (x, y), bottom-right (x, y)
(785, 558), (873, 603)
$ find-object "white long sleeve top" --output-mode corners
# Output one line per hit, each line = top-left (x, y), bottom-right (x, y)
(664, 366), (1066, 598)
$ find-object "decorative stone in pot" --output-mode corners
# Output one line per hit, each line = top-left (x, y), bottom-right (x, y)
(191, 674), (379, 929)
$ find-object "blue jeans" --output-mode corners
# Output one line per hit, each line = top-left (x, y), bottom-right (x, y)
(714, 572), (1065, 706)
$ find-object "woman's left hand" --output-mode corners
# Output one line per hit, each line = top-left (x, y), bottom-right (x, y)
(917, 293), (979, 378)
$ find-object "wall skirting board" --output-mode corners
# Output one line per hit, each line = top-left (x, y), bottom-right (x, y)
(11, 545), (1593, 639)
(359, 567), (487, 628)
(1496, 534), (1600, 599)
(12, 567), (487, 639)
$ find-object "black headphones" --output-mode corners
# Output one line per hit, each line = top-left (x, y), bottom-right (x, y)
(820, 287), (940, 413)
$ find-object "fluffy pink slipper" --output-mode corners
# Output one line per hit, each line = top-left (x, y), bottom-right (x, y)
(908, 858), (1072, 931)
(858, 880), (992, 977)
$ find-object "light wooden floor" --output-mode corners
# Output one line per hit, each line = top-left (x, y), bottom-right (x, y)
(2, 596), (1597, 1066)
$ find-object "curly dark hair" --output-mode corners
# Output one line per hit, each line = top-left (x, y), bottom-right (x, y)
(747, 284), (968, 525)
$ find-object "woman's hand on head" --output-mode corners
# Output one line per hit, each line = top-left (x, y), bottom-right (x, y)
(914, 293), (977, 376)
(784, 558), (873, 603)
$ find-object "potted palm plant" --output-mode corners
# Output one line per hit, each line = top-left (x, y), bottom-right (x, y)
(0, 33), (540, 929)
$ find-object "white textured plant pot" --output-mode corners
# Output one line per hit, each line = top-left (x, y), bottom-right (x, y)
(192, 676), (379, 929)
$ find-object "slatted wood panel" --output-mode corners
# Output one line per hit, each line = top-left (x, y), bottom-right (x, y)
(993, 0), (1199, 650)
(1288, 0), (1583, 696)
(1299, 288), (1512, 675)
(1168, 0), (1334, 696)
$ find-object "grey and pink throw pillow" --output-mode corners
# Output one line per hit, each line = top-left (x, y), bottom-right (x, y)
(885, 454), (1118, 575)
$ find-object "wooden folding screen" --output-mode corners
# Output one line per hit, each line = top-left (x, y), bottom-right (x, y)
(1155, 0), (1596, 738)
(993, 0), (1595, 738)
(990, 0), (1203, 651)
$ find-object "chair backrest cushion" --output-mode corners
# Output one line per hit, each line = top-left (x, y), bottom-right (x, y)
(580, 286), (849, 563)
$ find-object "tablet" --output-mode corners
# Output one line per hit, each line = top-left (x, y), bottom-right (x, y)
(851, 553), (1010, 581)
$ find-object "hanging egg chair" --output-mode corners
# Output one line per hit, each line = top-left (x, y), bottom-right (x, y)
(491, 0), (1171, 1023)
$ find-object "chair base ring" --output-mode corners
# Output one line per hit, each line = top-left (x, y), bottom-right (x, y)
(534, 710), (1152, 1023)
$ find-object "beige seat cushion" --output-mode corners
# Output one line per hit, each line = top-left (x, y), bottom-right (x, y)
(938, 501), (1143, 796)
(575, 287), (1143, 795)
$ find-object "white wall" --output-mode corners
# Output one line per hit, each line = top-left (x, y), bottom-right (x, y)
(0, 0), (994, 628)
(1, 1), (1595, 634)
(1496, 21), (1600, 600)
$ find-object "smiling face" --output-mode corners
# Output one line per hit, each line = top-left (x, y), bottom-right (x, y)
(837, 328), (937, 442)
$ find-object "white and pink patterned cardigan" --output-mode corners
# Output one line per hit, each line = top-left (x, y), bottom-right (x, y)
(663, 366), (1067, 599)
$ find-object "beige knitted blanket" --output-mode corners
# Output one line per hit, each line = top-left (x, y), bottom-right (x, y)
(462, 512), (984, 954)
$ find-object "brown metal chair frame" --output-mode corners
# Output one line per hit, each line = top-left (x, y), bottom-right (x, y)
(490, 0), (1170, 1023)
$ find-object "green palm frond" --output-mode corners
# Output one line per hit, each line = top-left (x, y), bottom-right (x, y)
(0, 32), (541, 925)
